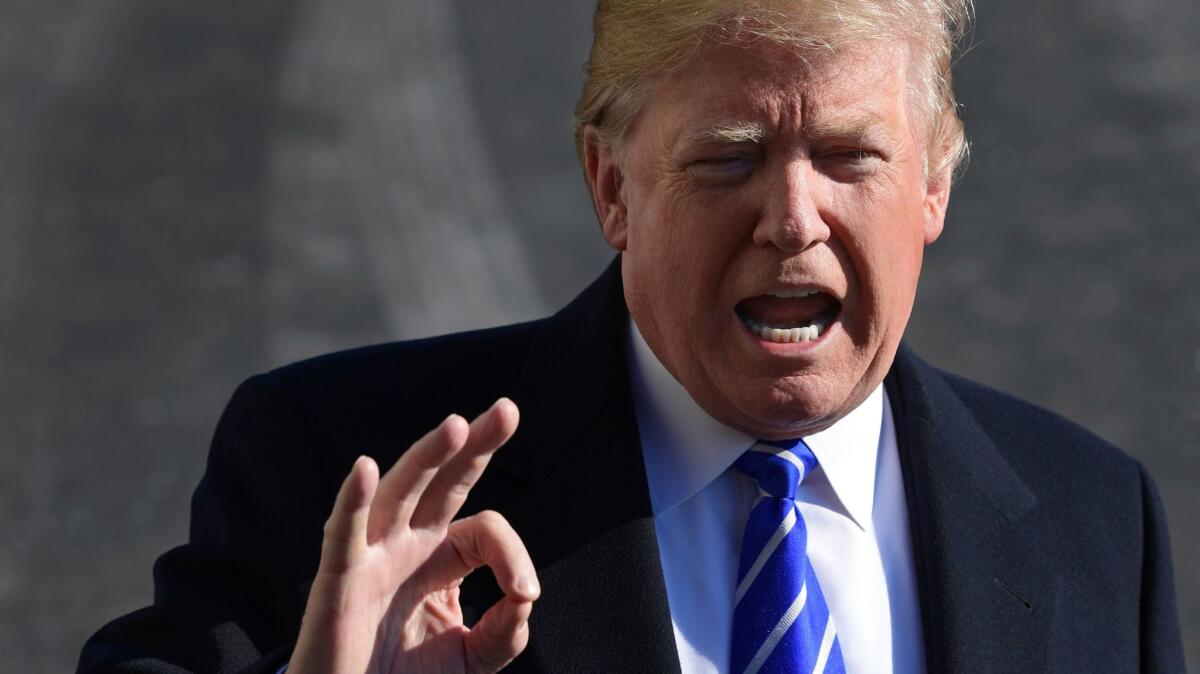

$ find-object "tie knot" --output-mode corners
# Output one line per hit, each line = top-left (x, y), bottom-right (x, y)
(733, 439), (818, 500)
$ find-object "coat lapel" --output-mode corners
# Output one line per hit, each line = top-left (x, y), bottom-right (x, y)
(462, 258), (682, 673)
(887, 345), (1059, 673)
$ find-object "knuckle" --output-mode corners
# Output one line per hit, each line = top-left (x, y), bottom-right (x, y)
(322, 515), (339, 539)
(475, 509), (508, 530)
(469, 633), (511, 674)
(445, 481), (473, 502)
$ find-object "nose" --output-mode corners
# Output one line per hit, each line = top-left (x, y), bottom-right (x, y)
(751, 159), (829, 253)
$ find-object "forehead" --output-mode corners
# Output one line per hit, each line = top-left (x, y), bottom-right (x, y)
(642, 39), (913, 144)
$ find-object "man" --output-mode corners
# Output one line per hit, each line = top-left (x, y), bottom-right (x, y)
(80, 0), (1185, 672)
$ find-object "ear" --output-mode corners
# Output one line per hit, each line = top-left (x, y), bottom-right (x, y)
(583, 126), (628, 251)
(922, 161), (952, 245)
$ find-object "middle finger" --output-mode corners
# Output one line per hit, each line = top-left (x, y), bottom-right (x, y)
(409, 397), (519, 529)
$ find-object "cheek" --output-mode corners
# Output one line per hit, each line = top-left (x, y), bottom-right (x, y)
(830, 186), (927, 319)
(641, 189), (751, 286)
(624, 194), (715, 325)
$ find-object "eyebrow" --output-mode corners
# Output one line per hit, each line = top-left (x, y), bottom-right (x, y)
(803, 115), (891, 142)
(683, 121), (768, 145)
(680, 114), (893, 149)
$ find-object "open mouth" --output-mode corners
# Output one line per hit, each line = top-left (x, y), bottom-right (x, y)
(735, 289), (841, 344)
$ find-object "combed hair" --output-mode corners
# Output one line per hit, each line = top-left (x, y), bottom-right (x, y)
(574, 0), (974, 182)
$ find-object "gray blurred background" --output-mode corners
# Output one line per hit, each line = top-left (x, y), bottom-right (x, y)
(0, 1), (1196, 671)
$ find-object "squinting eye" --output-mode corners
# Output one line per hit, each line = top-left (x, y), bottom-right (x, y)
(818, 149), (882, 180)
(688, 156), (757, 185)
(830, 149), (879, 162)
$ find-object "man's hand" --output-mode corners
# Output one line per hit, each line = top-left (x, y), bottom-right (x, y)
(288, 398), (538, 674)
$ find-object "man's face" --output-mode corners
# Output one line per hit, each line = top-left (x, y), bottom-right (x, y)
(588, 39), (951, 439)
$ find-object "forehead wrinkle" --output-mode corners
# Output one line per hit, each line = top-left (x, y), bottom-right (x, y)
(654, 41), (913, 158)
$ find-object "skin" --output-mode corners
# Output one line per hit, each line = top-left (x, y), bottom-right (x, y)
(289, 399), (540, 674)
(586, 38), (952, 440)
(290, 34), (953, 673)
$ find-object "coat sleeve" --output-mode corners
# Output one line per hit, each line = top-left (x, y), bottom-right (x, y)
(1137, 463), (1187, 673)
(77, 373), (348, 673)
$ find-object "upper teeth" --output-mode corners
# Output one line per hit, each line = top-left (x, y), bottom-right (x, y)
(770, 289), (819, 299)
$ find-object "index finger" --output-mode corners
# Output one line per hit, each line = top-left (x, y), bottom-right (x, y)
(430, 509), (540, 602)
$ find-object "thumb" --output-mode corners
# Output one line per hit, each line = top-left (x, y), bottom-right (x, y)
(463, 596), (533, 673)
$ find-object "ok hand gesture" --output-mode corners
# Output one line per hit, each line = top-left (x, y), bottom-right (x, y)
(288, 398), (538, 674)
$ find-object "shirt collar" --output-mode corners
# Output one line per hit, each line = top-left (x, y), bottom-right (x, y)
(627, 318), (883, 531)
(802, 385), (883, 531)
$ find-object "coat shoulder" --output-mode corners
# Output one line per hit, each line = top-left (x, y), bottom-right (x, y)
(918, 361), (1158, 567)
(936, 366), (1132, 467)
(259, 320), (545, 433)
(270, 319), (544, 394)
(934, 366), (1142, 484)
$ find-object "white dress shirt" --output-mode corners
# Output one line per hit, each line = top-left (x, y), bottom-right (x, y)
(627, 321), (925, 674)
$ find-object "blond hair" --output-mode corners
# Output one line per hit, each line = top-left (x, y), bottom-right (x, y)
(574, 0), (973, 182)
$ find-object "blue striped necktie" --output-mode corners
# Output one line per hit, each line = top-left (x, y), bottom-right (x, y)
(729, 438), (846, 674)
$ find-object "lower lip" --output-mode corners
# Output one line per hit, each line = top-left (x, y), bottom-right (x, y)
(736, 311), (841, 354)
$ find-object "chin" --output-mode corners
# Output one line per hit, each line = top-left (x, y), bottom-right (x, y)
(722, 373), (855, 440)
